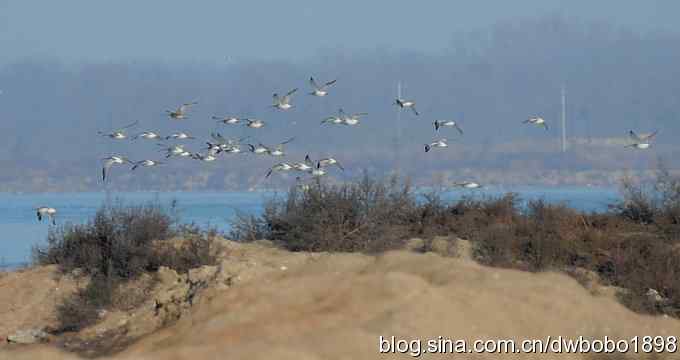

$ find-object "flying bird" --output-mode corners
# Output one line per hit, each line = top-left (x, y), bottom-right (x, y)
(133, 131), (162, 140)
(626, 130), (658, 149)
(166, 132), (195, 140)
(321, 115), (344, 125)
(629, 130), (658, 142)
(310, 163), (327, 177)
(454, 181), (483, 189)
(395, 98), (419, 115)
(272, 88), (297, 110)
(213, 115), (241, 125)
(98, 121), (139, 140)
(523, 116), (548, 130)
(192, 153), (217, 162)
(221, 144), (246, 154)
(434, 120), (463, 134)
(166, 101), (198, 120)
(267, 137), (295, 157)
(157, 144), (186, 158)
(102, 156), (132, 181)
(205, 142), (224, 155)
(247, 143), (270, 155)
(339, 109), (368, 126)
(424, 139), (448, 152)
(317, 157), (344, 171)
(131, 160), (163, 170)
(309, 77), (337, 97)
(244, 119), (266, 129)
(292, 155), (314, 172)
(36, 207), (57, 225)
(265, 163), (294, 178)
(209, 132), (249, 154)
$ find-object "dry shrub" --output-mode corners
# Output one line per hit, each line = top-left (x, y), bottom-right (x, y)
(151, 224), (218, 274)
(33, 202), (174, 278)
(32, 201), (217, 333)
(232, 169), (680, 318)
(232, 175), (421, 252)
(445, 193), (521, 240)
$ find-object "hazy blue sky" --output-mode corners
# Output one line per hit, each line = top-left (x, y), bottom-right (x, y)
(1, 0), (678, 64)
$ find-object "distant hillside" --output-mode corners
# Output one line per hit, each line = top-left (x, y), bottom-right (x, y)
(1, 16), (679, 192)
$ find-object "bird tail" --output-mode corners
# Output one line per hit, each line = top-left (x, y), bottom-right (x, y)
(424, 144), (431, 153)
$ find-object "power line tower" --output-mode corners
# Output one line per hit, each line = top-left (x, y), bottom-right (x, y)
(561, 85), (567, 153)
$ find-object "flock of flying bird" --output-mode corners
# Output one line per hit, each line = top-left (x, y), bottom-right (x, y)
(98, 77), (351, 184)
(34, 76), (659, 225)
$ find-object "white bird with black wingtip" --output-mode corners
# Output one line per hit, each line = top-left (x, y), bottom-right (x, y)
(244, 119), (266, 129)
(131, 160), (163, 171)
(395, 98), (419, 115)
(310, 163), (327, 177)
(626, 130), (658, 149)
(434, 120), (463, 134)
(102, 155), (132, 181)
(247, 143), (270, 155)
(213, 115), (241, 125)
(454, 181), (483, 189)
(317, 157), (344, 171)
(424, 139), (448, 152)
(133, 131), (162, 140)
(309, 77), (337, 97)
(321, 114), (344, 125)
(267, 137), (295, 157)
(98, 121), (138, 140)
(158, 144), (186, 158)
(292, 155), (314, 172)
(339, 109), (368, 126)
(272, 88), (297, 110)
(192, 153), (217, 162)
(166, 101), (198, 120)
(166, 132), (195, 140)
(265, 163), (294, 178)
(523, 116), (548, 130)
(36, 206), (57, 225)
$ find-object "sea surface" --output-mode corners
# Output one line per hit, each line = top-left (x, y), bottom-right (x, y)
(0, 186), (620, 269)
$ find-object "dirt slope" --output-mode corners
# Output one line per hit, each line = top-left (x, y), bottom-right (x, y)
(0, 265), (81, 341)
(2, 240), (680, 359)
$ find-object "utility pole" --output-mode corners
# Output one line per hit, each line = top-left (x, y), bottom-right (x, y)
(561, 85), (567, 153)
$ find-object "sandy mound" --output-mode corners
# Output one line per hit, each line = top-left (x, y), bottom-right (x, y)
(2, 240), (680, 359)
(0, 265), (81, 342)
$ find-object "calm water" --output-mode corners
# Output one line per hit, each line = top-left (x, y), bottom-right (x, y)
(0, 186), (620, 268)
